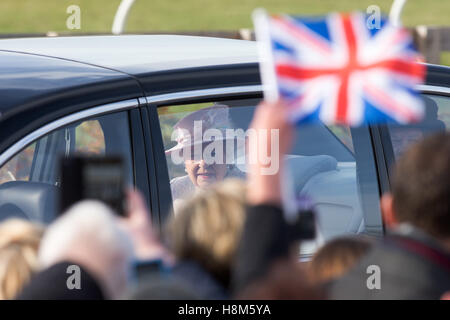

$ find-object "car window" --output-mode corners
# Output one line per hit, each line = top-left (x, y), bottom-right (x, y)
(0, 111), (133, 223)
(328, 125), (354, 153)
(0, 143), (35, 184)
(388, 94), (450, 159)
(157, 98), (383, 258)
(75, 120), (105, 155)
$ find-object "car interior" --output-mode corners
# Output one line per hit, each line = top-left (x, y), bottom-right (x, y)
(226, 101), (365, 238)
(0, 111), (132, 224)
(161, 99), (368, 253)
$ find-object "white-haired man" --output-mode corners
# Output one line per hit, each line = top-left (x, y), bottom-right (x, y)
(19, 201), (133, 299)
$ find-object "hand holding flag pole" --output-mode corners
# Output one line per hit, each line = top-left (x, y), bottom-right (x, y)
(251, 8), (425, 231)
(253, 8), (279, 103)
(252, 9), (300, 222)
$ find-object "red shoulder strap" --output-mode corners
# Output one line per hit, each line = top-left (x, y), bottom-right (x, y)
(388, 236), (450, 273)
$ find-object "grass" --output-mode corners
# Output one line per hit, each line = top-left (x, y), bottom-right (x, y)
(0, 0), (448, 33)
(0, 0), (448, 64)
(441, 52), (450, 67)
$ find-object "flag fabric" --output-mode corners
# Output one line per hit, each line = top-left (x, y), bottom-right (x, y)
(253, 11), (425, 126)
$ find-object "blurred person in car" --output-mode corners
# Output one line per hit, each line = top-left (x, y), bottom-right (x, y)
(165, 105), (245, 208)
(165, 178), (247, 299)
(307, 236), (373, 286)
(17, 201), (133, 300)
(331, 132), (450, 299)
(0, 219), (44, 299)
(389, 96), (445, 158)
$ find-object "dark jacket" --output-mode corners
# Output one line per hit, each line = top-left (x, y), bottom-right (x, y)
(130, 258), (227, 299)
(171, 260), (228, 299)
(231, 204), (293, 294)
(330, 224), (450, 300)
(16, 261), (105, 300)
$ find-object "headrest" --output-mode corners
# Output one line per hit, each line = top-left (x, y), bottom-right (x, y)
(0, 181), (58, 224)
(286, 155), (338, 194)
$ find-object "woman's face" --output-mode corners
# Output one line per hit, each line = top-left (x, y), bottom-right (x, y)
(184, 159), (227, 188)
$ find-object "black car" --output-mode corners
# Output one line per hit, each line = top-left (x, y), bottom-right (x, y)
(0, 35), (449, 257)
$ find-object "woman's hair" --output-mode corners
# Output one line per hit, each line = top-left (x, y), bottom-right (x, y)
(237, 259), (325, 300)
(308, 236), (373, 285)
(167, 179), (247, 287)
(0, 219), (44, 300)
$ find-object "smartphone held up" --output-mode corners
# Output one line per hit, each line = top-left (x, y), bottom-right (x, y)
(59, 156), (126, 217)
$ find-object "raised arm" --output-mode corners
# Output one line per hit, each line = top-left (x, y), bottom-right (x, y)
(232, 99), (295, 294)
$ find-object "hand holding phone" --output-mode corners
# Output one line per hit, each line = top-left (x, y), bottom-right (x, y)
(59, 156), (126, 216)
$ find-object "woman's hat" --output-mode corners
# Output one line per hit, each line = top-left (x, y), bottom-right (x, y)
(165, 104), (239, 155)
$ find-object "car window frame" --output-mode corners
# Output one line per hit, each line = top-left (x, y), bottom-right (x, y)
(146, 85), (385, 237)
(146, 86), (262, 224)
(0, 98), (152, 222)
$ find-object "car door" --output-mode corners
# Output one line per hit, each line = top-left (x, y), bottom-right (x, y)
(144, 84), (384, 259)
(0, 99), (150, 224)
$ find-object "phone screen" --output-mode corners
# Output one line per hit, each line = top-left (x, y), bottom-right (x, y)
(59, 156), (125, 216)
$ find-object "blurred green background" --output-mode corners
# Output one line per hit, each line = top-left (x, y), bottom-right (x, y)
(0, 0), (448, 64)
(1, 0), (448, 32)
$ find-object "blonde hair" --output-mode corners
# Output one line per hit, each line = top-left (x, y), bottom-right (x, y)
(308, 236), (372, 284)
(167, 179), (246, 286)
(0, 219), (44, 300)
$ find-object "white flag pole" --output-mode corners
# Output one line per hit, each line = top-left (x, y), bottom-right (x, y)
(112, 0), (136, 35)
(389, 0), (407, 27)
(252, 8), (279, 103)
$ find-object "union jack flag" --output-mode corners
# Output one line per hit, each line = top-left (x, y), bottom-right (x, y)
(253, 11), (425, 126)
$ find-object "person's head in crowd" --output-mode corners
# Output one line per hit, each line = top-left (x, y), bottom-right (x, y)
(38, 200), (133, 299)
(17, 261), (106, 300)
(166, 105), (244, 189)
(381, 132), (450, 248)
(308, 236), (373, 285)
(237, 259), (324, 300)
(0, 219), (44, 299)
(166, 179), (246, 288)
(126, 274), (201, 300)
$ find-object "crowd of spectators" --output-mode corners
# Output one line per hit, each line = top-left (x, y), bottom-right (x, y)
(0, 100), (449, 300)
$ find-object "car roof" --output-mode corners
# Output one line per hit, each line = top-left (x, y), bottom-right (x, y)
(0, 50), (141, 116)
(0, 35), (259, 122)
(0, 35), (258, 75)
(0, 35), (261, 153)
(0, 35), (448, 129)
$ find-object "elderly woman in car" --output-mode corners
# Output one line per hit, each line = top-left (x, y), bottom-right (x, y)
(165, 104), (245, 208)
